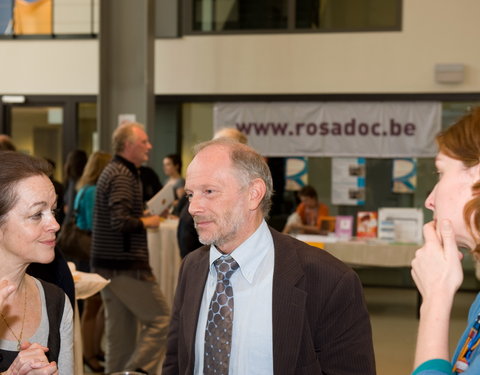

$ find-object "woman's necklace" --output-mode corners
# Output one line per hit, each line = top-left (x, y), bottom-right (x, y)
(0, 279), (27, 351)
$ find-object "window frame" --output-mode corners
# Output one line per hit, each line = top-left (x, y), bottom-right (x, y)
(183, 0), (403, 36)
(0, 0), (98, 40)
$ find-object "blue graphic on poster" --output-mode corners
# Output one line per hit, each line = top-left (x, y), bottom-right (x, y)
(392, 158), (417, 193)
(285, 157), (307, 191)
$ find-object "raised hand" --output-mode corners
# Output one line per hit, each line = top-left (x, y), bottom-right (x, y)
(411, 219), (464, 302)
(411, 219), (465, 368)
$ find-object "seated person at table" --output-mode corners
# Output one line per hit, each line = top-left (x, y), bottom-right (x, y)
(282, 185), (330, 235)
(0, 151), (73, 374)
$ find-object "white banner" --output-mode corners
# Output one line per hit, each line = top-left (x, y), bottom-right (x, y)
(213, 102), (441, 157)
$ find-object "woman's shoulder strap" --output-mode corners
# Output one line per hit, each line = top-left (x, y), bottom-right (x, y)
(37, 279), (66, 363)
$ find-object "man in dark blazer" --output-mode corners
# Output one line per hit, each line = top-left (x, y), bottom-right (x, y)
(163, 138), (375, 375)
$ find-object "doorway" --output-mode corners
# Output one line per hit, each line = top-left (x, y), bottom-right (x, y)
(10, 105), (64, 181)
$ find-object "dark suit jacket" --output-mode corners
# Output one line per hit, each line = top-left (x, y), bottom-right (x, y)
(163, 228), (376, 375)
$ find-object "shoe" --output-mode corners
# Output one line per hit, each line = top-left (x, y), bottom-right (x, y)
(83, 356), (105, 373)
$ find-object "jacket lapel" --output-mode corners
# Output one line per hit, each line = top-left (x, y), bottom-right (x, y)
(183, 248), (210, 369)
(270, 229), (307, 374)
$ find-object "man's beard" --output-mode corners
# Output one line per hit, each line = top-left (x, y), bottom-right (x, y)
(194, 209), (244, 250)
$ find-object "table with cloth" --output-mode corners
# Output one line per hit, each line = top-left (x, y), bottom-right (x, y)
(147, 219), (183, 307)
(322, 240), (418, 267)
(147, 223), (420, 308)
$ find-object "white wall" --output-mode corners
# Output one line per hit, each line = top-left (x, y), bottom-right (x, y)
(154, 0), (480, 94)
(1, 0), (480, 95)
(1, 40), (98, 94)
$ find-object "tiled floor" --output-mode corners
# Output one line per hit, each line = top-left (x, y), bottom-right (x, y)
(366, 287), (476, 375)
(85, 287), (478, 375)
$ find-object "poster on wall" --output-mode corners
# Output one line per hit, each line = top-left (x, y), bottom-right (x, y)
(392, 158), (417, 193)
(331, 158), (366, 205)
(285, 157), (308, 191)
(213, 102), (441, 158)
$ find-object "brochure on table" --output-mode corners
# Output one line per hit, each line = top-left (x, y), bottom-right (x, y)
(335, 215), (354, 240)
(378, 207), (424, 244)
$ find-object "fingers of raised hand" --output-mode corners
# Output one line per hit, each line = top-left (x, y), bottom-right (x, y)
(422, 221), (440, 247)
(26, 361), (58, 375)
(19, 343), (48, 352)
(412, 220), (464, 297)
(0, 280), (16, 293)
(10, 346), (51, 374)
(438, 219), (461, 259)
(12, 361), (57, 375)
(0, 280), (16, 308)
(411, 223), (446, 287)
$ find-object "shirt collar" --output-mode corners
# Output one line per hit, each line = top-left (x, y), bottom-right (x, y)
(209, 220), (273, 283)
(114, 154), (139, 176)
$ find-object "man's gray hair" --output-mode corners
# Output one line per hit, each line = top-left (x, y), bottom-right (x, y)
(112, 122), (145, 153)
(193, 138), (273, 217)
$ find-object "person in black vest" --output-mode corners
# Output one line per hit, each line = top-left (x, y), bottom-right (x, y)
(139, 165), (163, 203)
(0, 151), (73, 374)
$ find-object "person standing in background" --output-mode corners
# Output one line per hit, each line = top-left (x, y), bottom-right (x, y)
(139, 165), (163, 203)
(91, 122), (170, 375)
(0, 134), (17, 151)
(213, 127), (248, 144)
(44, 158), (65, 225)
(62, 149), (87, 226)
(74, 151), (112, 271)
(73, 151), (111, 373)
(163, 154), (184, 197)
(162, 154), (186, 216)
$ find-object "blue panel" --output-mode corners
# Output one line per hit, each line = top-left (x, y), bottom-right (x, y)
(0, 0), (13, 34)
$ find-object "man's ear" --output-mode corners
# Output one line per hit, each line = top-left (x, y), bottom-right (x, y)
(248, 178), (267, 211)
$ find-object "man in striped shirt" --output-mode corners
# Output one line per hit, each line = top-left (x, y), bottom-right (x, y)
(91, 122), (170, 375)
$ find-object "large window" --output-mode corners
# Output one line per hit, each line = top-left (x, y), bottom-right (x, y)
(187, 0), (402, 34)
